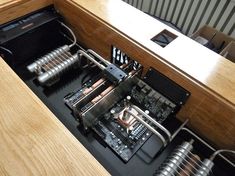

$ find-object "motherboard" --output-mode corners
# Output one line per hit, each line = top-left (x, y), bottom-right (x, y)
(64, 69), (177, 162)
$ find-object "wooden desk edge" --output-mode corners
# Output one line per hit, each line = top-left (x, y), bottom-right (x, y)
(54, 0), (235, 149)
(68, 0), (235, 106)
(0, 56), (110, 175)
(0, 0), (53, 25)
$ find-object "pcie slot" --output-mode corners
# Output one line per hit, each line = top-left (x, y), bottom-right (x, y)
(80, 68), (141, 128)
(73, 79), (111, 110)
(79, 85), (115, 113)
(71, 61), (138, 109)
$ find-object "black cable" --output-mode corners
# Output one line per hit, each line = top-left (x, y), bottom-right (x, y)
(161, 34), (170, 43)
(0, 46), (13, 56)
(152, 39), (169, 44)
(81, 72), (92, 85)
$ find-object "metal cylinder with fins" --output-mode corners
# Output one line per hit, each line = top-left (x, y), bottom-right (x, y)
(194, 159), (214, 176)
(37, 53), (79, 85)
(27, 45), (70, 73)
(155, 141), (194, 176)
(27, 44), (80, 86)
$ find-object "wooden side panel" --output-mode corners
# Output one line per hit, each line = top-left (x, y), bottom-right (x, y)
(55, 0), (235, 149)
(0, 0), (29, 11)
(0, 56), (110, 175)
(0, 0), (53, 25)
(62, 0), (235, 105)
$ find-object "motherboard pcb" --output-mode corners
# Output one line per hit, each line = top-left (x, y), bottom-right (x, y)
(64, 76), (176, 162)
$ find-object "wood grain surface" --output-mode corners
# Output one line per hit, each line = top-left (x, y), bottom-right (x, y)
(55, 0), (235, 149)
(0, 1), (234, 173)
(65, 0), (235, 105)
(0, 57), (110, 175)
(0, 0), (28, 11)
(0, 0), (53, 25)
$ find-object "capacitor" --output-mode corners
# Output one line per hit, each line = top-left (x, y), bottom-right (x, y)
(124, 95), (131, 107)
(126, 95), (131, 101)
(145, 110), (149, 115)
(110, 109), (116, 114)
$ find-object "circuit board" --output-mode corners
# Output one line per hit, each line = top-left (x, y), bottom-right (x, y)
(91, 80), (176, 162)
(92, 100), (150, 162)
(64, 77), (177, 162)
(131, 80), (176, 123)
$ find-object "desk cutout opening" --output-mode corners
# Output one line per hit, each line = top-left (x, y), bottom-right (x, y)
(151, 29), (177, 47)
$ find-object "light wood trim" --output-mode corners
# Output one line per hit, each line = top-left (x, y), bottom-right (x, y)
(55, 0), (235, 149)
(67, 0), (235, 106)
(0, 0), (28, 11)
(0, 0), (53, 25)
(0, 57), (110, 175)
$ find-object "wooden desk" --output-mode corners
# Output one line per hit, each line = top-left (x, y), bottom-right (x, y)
(55, 0), (235, 149)
(0, 0), (53, 25)
(0, 0), (234, 175)
(0, 1), (107, 175)
(0, 59), (110, 175)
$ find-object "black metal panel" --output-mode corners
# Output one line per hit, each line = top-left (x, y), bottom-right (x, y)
(0, 6), (62, 67)
(144, 67), (190, 106)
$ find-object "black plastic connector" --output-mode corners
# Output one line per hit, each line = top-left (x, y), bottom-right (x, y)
(102, 64), (127, 85)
